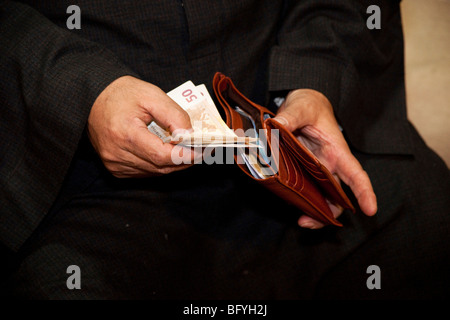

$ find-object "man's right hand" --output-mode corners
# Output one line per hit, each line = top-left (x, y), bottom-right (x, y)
(87, 76), (196, 178)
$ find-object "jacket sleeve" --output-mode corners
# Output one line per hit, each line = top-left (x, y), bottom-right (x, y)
(269, 0), (413, 155)
(0, 1), (138, 251)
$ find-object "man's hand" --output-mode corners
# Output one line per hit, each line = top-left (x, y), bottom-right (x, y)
(87, 76), (196, 178)
(273, 89), (377, 229)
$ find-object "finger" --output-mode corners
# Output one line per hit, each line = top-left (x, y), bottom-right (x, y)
(273, 89), (330, 132)
(107, 146), (193, 178)
(273, 98), (301, 132)
(171, 144), (203, 165)
(111, 162), (193, 178)
(298, 215), (324, 229)
(144, 92), (192, 133)
(297, 201), (343, 229)
(126, 124), (197, 167)
(335, 151), (377, 216)
(273, 111), (306, 133)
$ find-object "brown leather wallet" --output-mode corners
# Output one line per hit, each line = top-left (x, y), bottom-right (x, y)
(212, 72), (355, 226)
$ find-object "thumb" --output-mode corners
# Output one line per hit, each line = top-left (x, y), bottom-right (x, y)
(273, 107), (303, 133)
(137, 81), (193, 134)
(273, 97), (315, 132)
(273, 89), (333, 132)
(150, 95), (193, 134)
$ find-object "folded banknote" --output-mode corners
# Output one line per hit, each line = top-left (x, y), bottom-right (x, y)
(147, 80), (257, 147)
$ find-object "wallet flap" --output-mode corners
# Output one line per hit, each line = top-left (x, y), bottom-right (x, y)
(266, 121), (342, 226)
(213, 73), (275, 130)
(265, 118), (355, 212)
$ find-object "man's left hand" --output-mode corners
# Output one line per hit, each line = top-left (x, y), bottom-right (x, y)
(273, 89), (377, 229)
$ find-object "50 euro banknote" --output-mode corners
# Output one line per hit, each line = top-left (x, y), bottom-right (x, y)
(147, 80), (257, 148)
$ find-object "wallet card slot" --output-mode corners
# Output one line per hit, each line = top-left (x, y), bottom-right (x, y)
(266, 118), (326, 177)
(282, 135), (320, 169)
(275, 144), (340, 225)
(273, 123), (320, 170)
(279, 129), (354, 209)
(280, 139), (306, 190)
(278, 127), (355, 211)
(287, 150), (323, 190)
(288, 147), (326, 178)
(279, 145), (298, 189)
(283, 142), (327, 184)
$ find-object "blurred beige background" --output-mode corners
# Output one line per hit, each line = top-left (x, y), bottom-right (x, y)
(401, 0), (450, 167)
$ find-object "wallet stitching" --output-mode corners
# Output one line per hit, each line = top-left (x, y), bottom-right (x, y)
(275, 178), (341, 226)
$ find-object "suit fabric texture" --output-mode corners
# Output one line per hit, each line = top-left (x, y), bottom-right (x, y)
(0, 0), (449, 299)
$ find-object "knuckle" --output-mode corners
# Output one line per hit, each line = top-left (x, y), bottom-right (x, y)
(111, 171), (125, 178)
(152, 151), (173, 167)
(151, 152), (164, 165)
(180, 110), (191, 124)
(157, 166), (175, 175)
(99, 149), (115, 163)
(356, 169), (369, 183)
(171, 107), (191, 126)
(106, 122), (121, 138)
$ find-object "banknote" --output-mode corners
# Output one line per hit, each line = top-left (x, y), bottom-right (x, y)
(148, 80), (257, 147)
(147, 80), (275, 179)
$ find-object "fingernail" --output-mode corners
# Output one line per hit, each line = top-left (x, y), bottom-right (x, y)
(274, 116), (288, 126)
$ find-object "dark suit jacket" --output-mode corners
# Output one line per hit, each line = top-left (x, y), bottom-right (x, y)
(0, 0), (412, 252)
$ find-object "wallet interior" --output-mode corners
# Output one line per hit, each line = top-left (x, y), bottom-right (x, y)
(219, 84), (279, 179)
